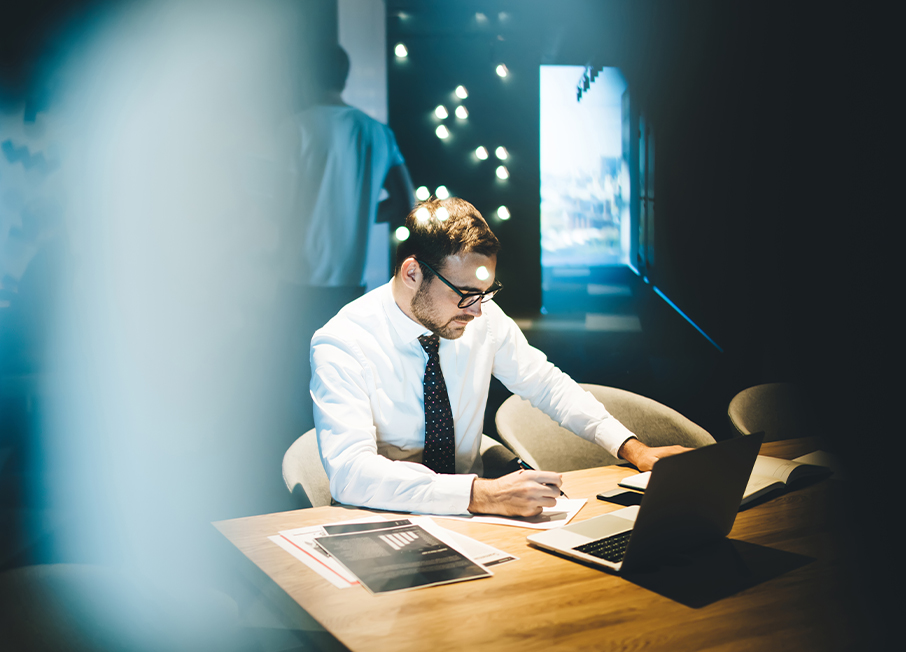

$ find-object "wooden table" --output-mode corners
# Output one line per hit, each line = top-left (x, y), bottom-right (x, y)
(214, 438), (859, 651)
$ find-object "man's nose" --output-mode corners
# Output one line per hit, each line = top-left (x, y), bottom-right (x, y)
(464, 300), (482, 317)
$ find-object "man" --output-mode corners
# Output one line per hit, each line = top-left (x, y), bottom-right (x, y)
(276, 44), (414, 434)
(279, 43), (414, 290)
(311, 198), (688, 517)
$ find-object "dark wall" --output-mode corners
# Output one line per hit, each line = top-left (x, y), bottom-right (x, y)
(387, 0), (891, 422)
(387, 3), (543, 315)
(0, 0), (110, 114)
(635, 8), (897, 635)
(635, 2), (845, 381)
(609, 0), (892, 463)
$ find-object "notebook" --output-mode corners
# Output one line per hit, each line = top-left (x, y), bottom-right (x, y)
(526, 433), (764, 573)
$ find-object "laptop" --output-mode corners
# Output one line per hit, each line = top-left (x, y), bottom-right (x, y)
(527, 432), (764, 573)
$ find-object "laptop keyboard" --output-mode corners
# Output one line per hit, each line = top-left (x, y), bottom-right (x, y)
(573, 530), (632, 563)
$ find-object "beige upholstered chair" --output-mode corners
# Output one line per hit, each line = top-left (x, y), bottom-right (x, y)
(494, 384), (716, 472)
(282, 429), (332, 508)
(282, 429), (517, 508)
(728, 382), (812, 442)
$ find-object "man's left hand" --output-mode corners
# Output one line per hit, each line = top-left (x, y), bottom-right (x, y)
(618, 437), (691, 473)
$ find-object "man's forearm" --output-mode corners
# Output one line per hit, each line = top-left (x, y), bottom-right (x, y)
(617, 436), (645, 467)
(618, 437), (692, 473)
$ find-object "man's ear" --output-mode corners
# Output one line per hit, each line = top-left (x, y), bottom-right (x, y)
(399, 257), (422, 291)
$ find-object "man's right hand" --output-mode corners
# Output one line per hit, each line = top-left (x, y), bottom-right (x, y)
(468, 470), (562, 517)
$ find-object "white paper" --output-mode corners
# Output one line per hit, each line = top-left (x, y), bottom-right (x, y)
(410, 516), (518, 566)
(274, 515), (402, 588)
(271, 514), (518, 590)
(314, 523), (493, 594)
(268, 535), (353, 589)
(433, 498), (587, 529)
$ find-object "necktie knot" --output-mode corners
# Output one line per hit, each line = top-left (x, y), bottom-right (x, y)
(418, 333), (440, 357)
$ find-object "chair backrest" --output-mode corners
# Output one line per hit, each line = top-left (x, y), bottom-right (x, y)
(495, 383), (716, 472)
(728, 382), (811, 442)
(282, 428), (332, 508)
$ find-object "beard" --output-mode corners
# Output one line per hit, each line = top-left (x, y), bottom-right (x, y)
(410, 279), (473, 340)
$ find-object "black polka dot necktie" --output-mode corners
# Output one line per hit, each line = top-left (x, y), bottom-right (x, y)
(418, 334), (455, 474)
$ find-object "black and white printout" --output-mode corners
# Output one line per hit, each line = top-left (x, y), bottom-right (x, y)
(314, 524), (492, 594)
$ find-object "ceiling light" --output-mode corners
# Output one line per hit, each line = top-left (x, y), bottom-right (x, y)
(395, 226), (410, 241)
(436, 125), (450, 139)
(497, 206), (511, 220)
(496, 64), (508, 78)
(435, 207), (449, 221)
(415, 207), (431, 222)
(455, 106), (468, 119)
(496, 165), (509, 179)
(434, 105), (448, 119)
(394, 43), (408, 58)
(415, 186), (430, 201)
(435, 185), (450, 199)
(476, 266), (490, 281)
(495, 146), (508, 160)
(475, 146), (489, 160)
(455, 85), (468, 99)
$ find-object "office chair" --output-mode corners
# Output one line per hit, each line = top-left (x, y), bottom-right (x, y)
(495, 384), (716, 472)
(282, 429), (519, 508)
(282, 429), (332, 508)
(728, 382), (812, 442)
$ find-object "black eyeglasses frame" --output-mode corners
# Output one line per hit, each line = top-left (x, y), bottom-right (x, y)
(415, 258), (503, 309)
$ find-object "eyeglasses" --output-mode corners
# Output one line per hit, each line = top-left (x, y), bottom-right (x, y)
(416, 259), (503, 309)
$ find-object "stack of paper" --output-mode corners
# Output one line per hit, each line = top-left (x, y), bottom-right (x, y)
(269, 515), (518, 594)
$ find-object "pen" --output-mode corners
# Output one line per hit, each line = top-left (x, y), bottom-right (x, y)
(515, 457), (568, 498)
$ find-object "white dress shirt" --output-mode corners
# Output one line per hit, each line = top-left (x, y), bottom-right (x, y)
(280, 105), (405, 287)
(310, 282), (637, 514)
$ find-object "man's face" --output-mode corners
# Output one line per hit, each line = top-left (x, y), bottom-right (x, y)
(410, 252), (498, 340)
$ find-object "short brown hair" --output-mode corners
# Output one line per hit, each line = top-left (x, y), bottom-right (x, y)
(394, 198), (501, 276)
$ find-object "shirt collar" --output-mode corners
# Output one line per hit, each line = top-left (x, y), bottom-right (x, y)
(381, 282), (432, 345)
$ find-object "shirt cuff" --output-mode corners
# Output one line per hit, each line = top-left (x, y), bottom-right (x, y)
(428, 472), (477, 515)
(593, 418), (639, 459)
